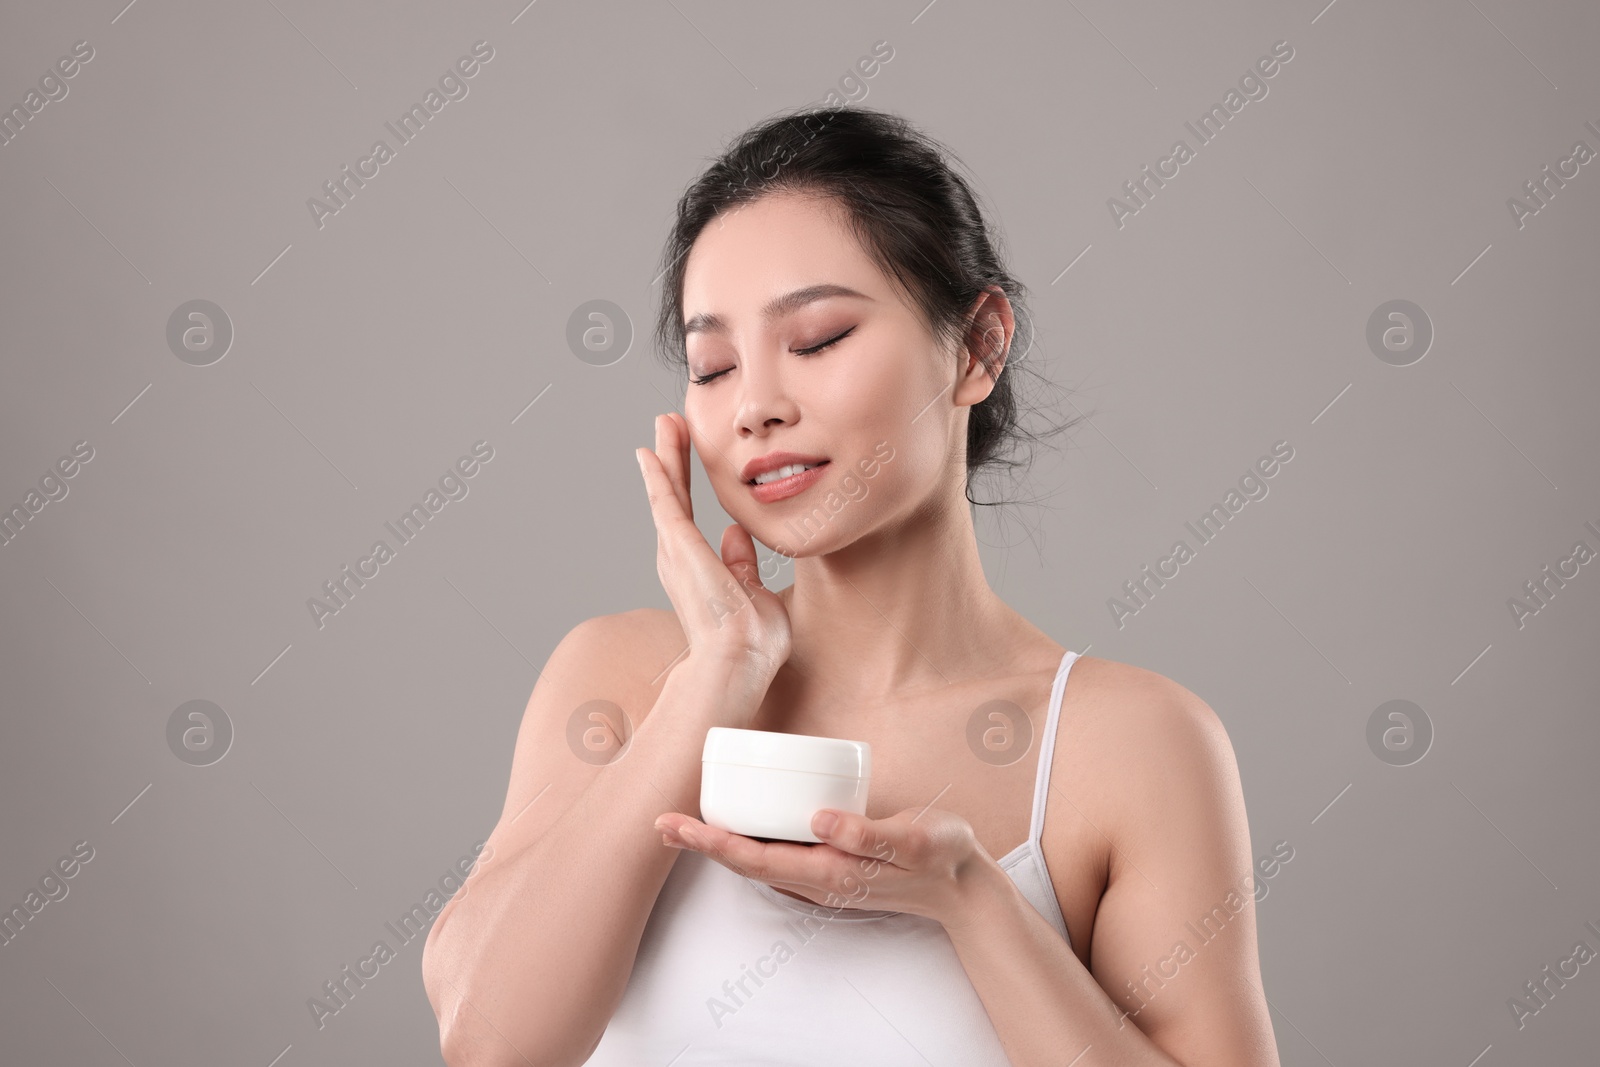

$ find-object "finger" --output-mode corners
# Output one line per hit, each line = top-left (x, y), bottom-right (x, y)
(672, 818), (879, 906)
(811, 809), (902, 866)
(676, 822), (771, 881)
(693, 835), (875, 912)
(636, 445), (695, 541)
(720, 523), (765, 599)
(656, 413), (693, 521)
(654, 813), (693, 837)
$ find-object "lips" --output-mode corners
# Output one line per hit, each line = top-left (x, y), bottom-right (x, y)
(740, 451), (831, 484)
(747, 461), (829, 504)
(750, 461), (825, 485)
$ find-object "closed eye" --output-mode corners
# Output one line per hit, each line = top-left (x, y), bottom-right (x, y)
(795, 325), (855, 356)
(688, 326), (856, 386)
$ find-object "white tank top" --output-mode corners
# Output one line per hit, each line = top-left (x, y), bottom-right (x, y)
(582, 649), (1082, 1065)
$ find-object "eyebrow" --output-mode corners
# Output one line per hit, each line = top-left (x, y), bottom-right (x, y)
(682, 283), (873, 337)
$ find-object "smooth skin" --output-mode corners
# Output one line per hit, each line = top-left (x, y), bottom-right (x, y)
(629, 190), (1282, 1066)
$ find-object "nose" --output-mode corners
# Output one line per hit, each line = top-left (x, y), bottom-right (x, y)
(732, 350), (800, 438)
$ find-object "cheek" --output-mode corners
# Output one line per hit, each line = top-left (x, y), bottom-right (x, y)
(864, 432), (938, 505)
(686, 429), (734, 492)
(812, 356), (949, 492)
(821, 347), (933, 430)
(683, 420), (761, 520)
(682, 396), (724, 463)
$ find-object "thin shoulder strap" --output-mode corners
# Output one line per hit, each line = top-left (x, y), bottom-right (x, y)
(1028, 649), (1081, 847)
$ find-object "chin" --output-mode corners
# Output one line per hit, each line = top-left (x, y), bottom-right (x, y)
(742, 520), (818, 563)
(760, 516), (852, 561)
(729, 479), (885, 560)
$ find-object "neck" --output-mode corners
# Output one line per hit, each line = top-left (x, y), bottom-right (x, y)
(774, 485), (1022, 704)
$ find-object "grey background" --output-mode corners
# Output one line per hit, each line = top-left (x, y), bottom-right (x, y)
(2, 0), (1596, 1064)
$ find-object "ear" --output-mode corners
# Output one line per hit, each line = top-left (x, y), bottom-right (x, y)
(951, 286), (1014, 409)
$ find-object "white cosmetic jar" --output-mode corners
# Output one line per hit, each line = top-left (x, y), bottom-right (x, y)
(700, 727), (872, 844)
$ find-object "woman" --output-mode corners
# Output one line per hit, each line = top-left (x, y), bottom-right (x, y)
(422, 107), (1281, 1067)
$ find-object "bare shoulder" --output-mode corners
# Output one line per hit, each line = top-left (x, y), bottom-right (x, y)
(581, 605), (685, 663)
(612, 606), (691, 689)
(556, 607), (688, 712)
(1052, 654), (1241, 846)
(480, 607), (686, 831)
(1075, 652), (1235, 793)
(567, 604), (680, 647)
(1063, 654), (1228, 746)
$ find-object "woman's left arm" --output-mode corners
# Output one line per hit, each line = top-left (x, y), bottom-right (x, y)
(940, 681), (1282, 1067)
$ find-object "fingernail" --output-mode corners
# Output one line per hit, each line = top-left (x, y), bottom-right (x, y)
(813, 811), (838, 837)
(662, 834), (686, 850)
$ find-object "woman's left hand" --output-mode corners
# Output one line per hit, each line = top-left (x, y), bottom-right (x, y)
(653, 806), (993, 926)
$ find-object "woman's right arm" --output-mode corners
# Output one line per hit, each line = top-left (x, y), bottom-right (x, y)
(422, 616), (776, 1067)
(426, 411), (792, 1067)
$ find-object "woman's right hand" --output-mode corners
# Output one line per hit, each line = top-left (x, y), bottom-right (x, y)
(635, 412), (793, 681)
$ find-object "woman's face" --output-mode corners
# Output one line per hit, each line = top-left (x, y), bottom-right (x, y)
(679, 190), (1002, 558)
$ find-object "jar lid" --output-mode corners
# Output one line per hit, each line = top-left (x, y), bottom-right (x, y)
(703, 727), (871, 779)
